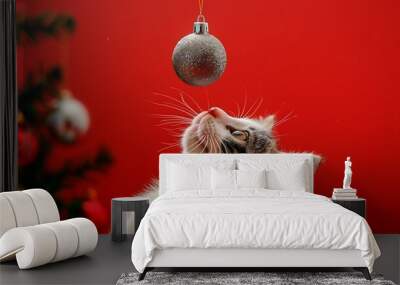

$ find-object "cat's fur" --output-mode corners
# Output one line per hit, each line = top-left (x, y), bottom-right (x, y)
(181, 107), (278, 154)
(140, 106), (321, 201)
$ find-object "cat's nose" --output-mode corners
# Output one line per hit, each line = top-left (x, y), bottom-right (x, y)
(209, 107), (230, 119)
(208, 107), (222, 118)
(208, 107), (217, 117)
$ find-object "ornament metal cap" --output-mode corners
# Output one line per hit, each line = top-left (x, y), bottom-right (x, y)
(193, 21), (208, 34)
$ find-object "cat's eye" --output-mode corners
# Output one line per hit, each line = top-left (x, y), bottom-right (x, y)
(232, 130), (249, 141)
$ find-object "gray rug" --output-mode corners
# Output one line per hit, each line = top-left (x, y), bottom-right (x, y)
(116, 272), (396, 285)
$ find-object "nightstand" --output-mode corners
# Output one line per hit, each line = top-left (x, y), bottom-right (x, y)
(111, 197), (149, 242)
(331, 198), (366, 218)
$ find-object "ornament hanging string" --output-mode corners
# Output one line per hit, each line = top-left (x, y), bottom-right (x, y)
(197, 0), (205, 22)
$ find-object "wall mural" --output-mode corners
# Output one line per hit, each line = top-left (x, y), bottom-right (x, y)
(16, 0), (400, 234)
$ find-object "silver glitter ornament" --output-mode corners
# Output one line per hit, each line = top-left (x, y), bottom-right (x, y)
(172, 20), (227, 86)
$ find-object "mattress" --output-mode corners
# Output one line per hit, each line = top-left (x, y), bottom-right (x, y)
(131, 190), (380, 273)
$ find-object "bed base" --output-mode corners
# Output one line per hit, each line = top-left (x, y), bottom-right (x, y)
(138, 267), (371, 281)
(138, 248), (372, 281)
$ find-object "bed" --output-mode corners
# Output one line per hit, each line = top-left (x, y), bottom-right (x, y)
(131, 154), (380, 280)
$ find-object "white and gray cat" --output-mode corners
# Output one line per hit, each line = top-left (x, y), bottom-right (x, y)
(182, 107), (278, 154)
(142, 106), (321, 201)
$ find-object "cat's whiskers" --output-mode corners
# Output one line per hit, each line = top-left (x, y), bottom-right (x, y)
(239, 92), (248, 118)
(219, 136), (229, 153)
(215, 136), (229, 153)
(210, 135), (219, 153)
(157, 121), (189, 127)
(189, 136), (206, 152)
(170, 87), (203, 113)
(220, 140), (229, 153)
(158, 142), (181, 152)
(158, 119), (191, 125)
(161, 126), (187, 132)
(208, 135), (215, 153)
(152, 114), (192, 127)
(200, 135), (210, 153)
(152, 101), (197, 118)
(153, 92), (199, 117)
(273, 111), (296, 128)
(158, 118), (191, 124)
(179, 94), (199, 117)
(159, 132), (204, 152)
(208, 132), (221, 153)
(156, 115), (192, 124)
(235, 102), (241, 118)
(167, 132), (186, 138)
(205, 119), (218, 153)
(163, 129), (183, 137)
(152, 114), (192, 120)
(245, 97), (264, 118)
(214, 136), (221, 153)
(242, 98), (259, 118)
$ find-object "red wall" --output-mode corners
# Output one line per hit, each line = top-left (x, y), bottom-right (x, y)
(18, 0), (400, 233)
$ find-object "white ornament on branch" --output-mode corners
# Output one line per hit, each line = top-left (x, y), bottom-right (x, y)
(48, 90), (90, 143)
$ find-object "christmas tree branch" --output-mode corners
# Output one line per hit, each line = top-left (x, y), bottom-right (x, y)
(17, 13), (75, 43)
(60, 147), (113, 181)
(19, 146), (113, 195)
(19, 66), (63, 124)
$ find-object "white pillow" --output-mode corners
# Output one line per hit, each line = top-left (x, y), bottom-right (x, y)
(166, 159), (235, 192)
(167, 162), (211, 191)
(211, 168), (267, 190)
(237, 169), (267, 189)
(211, 169), (236, 189)
(266, 166), (307, 191)
(238, 159), (309, 192)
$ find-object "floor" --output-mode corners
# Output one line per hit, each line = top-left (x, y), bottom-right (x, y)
(0, 235), (399, 285)
(0, 235), (133, 285)
(375, 235), (400, 284)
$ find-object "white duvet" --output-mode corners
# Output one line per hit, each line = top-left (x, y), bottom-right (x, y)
(131, 190), (380, 273)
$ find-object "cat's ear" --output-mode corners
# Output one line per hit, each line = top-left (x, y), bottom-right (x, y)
(261, 115), (275, 129)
